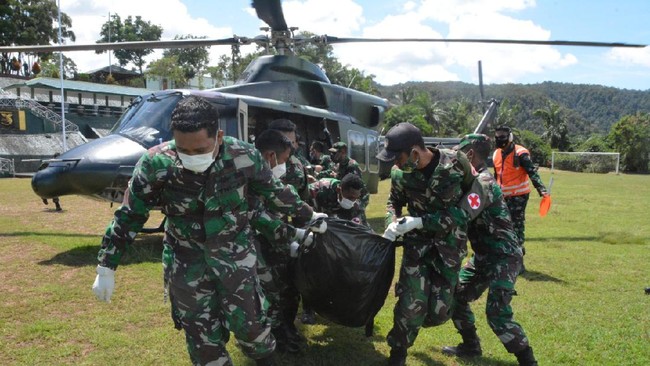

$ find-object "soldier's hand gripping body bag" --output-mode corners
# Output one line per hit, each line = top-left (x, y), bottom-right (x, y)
(293, 218), (395, 327)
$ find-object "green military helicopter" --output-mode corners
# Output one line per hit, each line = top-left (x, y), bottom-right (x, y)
(1, 0), (644, 202)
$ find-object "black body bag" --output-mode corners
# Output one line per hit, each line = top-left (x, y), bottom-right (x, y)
(294, 218), (395, 327)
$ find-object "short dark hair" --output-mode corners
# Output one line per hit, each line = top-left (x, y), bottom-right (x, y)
(170, 96), (219, 137)
(461, 139), (492, 161)
(255, 129), (293, 155)
(495, 125), (512, 134)
(310, 141), (325, 153)
(341, 173), (364, 192)
(269, 118), (296, 132)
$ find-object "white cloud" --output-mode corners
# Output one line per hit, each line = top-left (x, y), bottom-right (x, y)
(608, 47), (650, 67)
(61, 0), (232, 73)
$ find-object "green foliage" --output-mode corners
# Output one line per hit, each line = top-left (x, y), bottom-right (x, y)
(533, 101), (570, 150)
(96, 14), (163, 75)
(0, 0), (75, 48)
(494, 98), (521, 128)
(163, 34), (210, 81)
(206, 46), (261, 87)
(383, 104), (432, 135)
(608, 112), (650, 173)
(516, 129), (552, 166)
(378, 81), (650, 139)
(38, 53), (77, 79)
(145, 55), (186, 87)
(552, 153), (619, 174)
(574, 134), (613, 153)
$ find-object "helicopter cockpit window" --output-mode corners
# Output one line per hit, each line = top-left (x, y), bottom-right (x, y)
(111, 93), (182, 149)
(367, 134), (379, 174)
(347, 130), (367, 172)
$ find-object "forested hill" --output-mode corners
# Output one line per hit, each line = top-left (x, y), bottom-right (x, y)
(376, 81), (650, 135)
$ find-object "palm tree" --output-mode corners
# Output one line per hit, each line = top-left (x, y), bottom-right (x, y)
(534, 101), (569, 150)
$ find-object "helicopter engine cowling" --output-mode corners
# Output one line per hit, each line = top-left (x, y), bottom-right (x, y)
(31, 134), (147, 202)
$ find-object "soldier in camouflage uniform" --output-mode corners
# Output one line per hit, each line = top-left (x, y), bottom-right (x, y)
(377, 123), (474, 366)
(91, 96), (320, 366)
(437, 134), (538, 366)
(267, 119), (314, 339)
(308, 173), (367, 226)
(321, 141), (370, 221)
(493, 126), (549, 272)
(251, 129), (325, 353)
(309, 141), (333, 175)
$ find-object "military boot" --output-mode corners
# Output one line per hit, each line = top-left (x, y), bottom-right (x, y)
(387, 347), (407, 366)
(515, 346), (538, 366)
(441, 327), (482, 357)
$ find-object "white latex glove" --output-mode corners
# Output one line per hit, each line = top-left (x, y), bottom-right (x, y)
(382, 222), (399, 241)
(395, 216), (423, 235)
(311, 211), (328, 221)
(309, 212), (328, 234)
(290, 241), (301, 258)
(293, 228), (314, 246)
(92, 265), (115, 303)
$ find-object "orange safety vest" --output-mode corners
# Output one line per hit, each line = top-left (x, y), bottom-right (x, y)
(493, 144), (531, 197)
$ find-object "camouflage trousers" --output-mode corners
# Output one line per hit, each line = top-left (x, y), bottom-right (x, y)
(163, 241), (275, 366)
(451, 254), (530, 354)
(255, 235), (300, 329)
(505, 194), (529, 253)
(386, 236), (463, 349)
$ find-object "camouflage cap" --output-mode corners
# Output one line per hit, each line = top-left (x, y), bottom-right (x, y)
(457, 133), (490, 150)
(328, 141), (347, 153)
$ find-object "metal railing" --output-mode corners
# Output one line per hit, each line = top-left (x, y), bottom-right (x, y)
(0, 157), (15, 177)
(0, 88), (79, 132)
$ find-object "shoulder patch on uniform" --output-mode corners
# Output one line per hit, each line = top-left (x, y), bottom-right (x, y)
(467, 192), (481, 209)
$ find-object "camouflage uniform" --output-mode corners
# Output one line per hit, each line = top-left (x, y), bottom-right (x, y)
(385, 148), (474, 350)
(97, 137), (313, 365)
(308, 177), (367, 226)
(311, 153), (333, 172)
(320, 155), (370, 223)
(248, 202), (296, 330)
(496, 149), (547, 251)
(447, 167), (530, 354)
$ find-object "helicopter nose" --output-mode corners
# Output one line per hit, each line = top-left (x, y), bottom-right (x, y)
(31, 134), (148, 199)
(31, 161), (77, 198)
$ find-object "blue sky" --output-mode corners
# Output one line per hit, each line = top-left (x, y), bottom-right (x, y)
(66, 0), (650, 90)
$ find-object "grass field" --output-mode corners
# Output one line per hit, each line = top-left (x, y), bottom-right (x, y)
(0, 169), (648, 366)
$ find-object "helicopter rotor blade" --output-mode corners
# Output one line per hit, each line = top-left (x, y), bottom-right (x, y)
(252, 0), (288, 31)
(0, 37), (240, 53)
(317, 36), (647, 48)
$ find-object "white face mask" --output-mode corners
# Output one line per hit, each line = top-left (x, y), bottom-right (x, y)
(272, 159), (287, 179)
(177, 141), (217, 173)
(338, 197), (357, 210)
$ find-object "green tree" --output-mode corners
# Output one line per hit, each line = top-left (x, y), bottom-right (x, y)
(533, 101), (570, 150)
(163, 34), (210, 81)
(0, 0), (75, 47)
(494, 98), (521, 129)
(38, 53), (77, 79)
(412, 92), (446, 134)
(608, 113), (650, 173)
(574, 134), (613, 152)
(145, 55), (186, 88)
(517, 129), (552, 166)
(206, 45), (260, 87)
(440, 99), (477, 136)
(96, 14), (163, 76)
(383, 104), (433, 136)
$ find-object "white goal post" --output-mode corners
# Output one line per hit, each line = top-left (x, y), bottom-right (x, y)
(551, 151), (620, 174)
